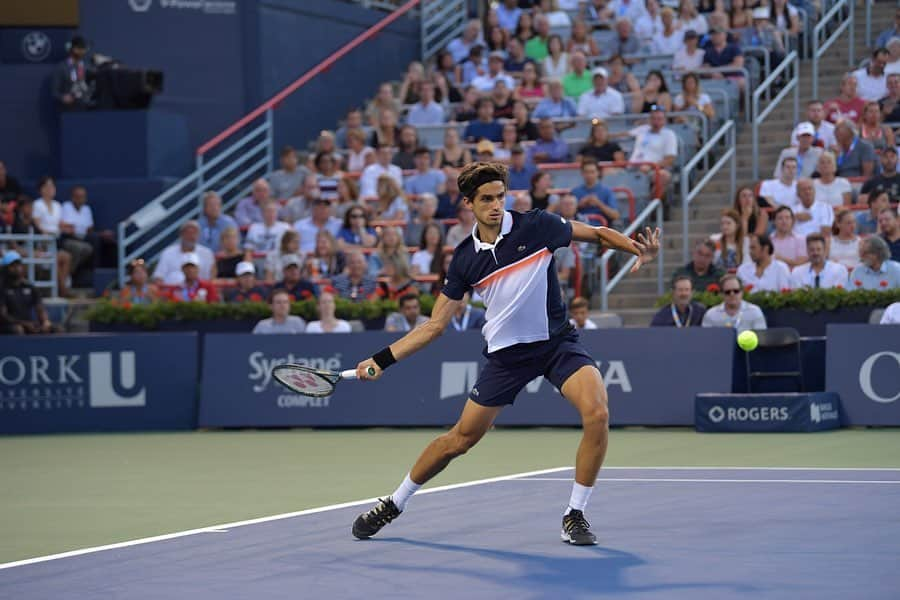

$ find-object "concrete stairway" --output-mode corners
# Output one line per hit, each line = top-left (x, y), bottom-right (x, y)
(604, 3), (891, 327)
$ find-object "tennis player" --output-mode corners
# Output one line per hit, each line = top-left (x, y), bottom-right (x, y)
(352, 162), (660, 545)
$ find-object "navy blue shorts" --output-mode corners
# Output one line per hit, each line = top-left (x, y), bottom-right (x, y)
(469, 329), (596, 407)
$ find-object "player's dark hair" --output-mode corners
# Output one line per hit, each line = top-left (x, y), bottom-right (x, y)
(458, 162), (508, 200)
(397, 292), (419, 308)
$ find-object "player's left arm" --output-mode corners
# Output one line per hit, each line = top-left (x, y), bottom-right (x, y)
(570, 221), (661, 273)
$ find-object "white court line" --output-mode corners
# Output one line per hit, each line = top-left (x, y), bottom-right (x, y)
(0, 466), (571, 571)
(517, 477), (900, 484)
(599, 466), (900, 472)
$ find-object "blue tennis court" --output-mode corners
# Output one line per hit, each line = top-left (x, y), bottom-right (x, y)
(2, 467), (898, 599)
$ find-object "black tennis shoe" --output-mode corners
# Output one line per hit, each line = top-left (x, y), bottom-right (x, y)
(352, 497), (401, 539)
(561, 509), (597, 545)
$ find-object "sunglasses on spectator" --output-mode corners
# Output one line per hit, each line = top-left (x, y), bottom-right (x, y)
(723, 288), (742, 295)
(350, 213), (365, 218)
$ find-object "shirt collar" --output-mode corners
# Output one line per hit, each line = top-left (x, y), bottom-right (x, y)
(472, 211), (513, 253)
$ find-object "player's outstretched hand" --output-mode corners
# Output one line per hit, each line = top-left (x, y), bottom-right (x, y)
(630, 226), (661, 273)
(357, 359), (383, 381)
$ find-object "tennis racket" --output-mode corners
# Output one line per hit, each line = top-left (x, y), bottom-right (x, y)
(271, 364), (377, 397)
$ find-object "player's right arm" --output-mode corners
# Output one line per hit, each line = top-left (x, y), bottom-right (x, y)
(356, 293), (462, 380)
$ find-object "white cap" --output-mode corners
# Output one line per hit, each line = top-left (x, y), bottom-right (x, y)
(282, 254), (302, 268)
(181, 252), (200, 267)
(592, 67), (608, 78)
(236, 261), (255, 277)
(796, 121), (815, 137)
(752, 6), (769, 19)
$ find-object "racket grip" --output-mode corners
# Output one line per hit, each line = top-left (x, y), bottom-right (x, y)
(341, 366), (377, 380)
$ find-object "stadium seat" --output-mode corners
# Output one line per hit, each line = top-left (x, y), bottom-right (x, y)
(744, 328), (804, 393)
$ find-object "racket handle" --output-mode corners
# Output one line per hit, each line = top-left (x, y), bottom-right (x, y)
(341, 366), (377, 380)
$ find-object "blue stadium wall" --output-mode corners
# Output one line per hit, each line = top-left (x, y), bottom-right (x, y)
(0, 0), (419, 184)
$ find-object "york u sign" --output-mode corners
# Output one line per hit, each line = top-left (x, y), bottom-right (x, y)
(0, 334), (197, 433)
(826, 325), (900, 425)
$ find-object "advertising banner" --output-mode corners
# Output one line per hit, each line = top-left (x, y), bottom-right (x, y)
(0, 334), (198, 434)
(695, 392), (841, 432)
(198, 328), (734, 428)
(826, 324), (900, 426)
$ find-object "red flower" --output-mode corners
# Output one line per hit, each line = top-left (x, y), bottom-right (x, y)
(706, 283), (720, 293)
(780, 288), (791, 294)
(744, 284), (754, 292)
(854, 280), (863, 287)
(122, 301), (133, 311)
(836, 284), (843, 290)
(880, 280), (889, 288)
(250, 293), (263, 302)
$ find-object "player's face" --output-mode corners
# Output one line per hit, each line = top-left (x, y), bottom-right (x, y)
(468, 180), (506, 228)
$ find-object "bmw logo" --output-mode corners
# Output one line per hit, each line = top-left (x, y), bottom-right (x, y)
(22, 31), (51, 63)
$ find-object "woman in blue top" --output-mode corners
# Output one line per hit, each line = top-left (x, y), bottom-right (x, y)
(337, 203), (377, 250)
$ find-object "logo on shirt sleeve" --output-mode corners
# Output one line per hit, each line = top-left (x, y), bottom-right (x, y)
(561, 217), (566, 224)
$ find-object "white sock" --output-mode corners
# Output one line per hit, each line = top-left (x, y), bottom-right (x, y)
(564, 481), (593, 515)
(389, 473), (421, 512)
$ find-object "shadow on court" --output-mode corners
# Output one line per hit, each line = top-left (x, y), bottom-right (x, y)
(359, 537), (757, 597)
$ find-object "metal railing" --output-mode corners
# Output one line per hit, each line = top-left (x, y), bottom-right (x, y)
(751, 51), (800, 181)
(692, 65), (752, 122)
(0, 234), (58, 297)
(680, 120), (737, 264)
(420, 0), (466, 62)
(116, 0), (422, 286)
(599, 199), (664, 311)
(812, 0), (854, 100)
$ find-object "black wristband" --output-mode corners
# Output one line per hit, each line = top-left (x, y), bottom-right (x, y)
(372, 347), (397, 370)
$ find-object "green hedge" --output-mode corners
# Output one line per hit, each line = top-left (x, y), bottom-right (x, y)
(655, 287), (900, 312)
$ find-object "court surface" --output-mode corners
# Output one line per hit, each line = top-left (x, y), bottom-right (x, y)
(3, 465), (898, 599)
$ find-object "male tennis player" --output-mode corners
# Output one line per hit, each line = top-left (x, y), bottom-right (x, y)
(352, 162), (660, 545)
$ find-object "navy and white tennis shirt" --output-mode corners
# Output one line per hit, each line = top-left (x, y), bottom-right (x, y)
(442, 209), (573, 354)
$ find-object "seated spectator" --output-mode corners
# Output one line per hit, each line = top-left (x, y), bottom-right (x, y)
(825, 75), (865, 123)
(245, 200), (291, 253)
(532, 80), (578, 119)
(398, 60), (427, 105)
(568, 17), (600, 56)
(59, 185), (96, 282)
(314, 151), (342, 200)
(881, 73), (900, 122)
(268, 146), (309, 201)
(701, 274), (768, 331)
(198, 191), (237, 252)
(880, 301), (900, 324)
(346, 129), (375, 173)
(792, 178), (834, 239)
(613, 18), (642, 58)
(252, 289), (307, 334)
(472, 51), (516, 92)
(492, 122), (519, 162)
(563, 52), (593, 99)
(0, 251), (53, 334)
(333, 176), (359, 221)
(275, 255), (318, 300)
(677, 0), (708, 34)
(759, 156), (798, 209)
(337, 204), (377, 250)
(366, 82), (401, 128)
(673, 72), (715, 124)
(410, 222), (445, 276)
(790, 233), (848, 289)
(651, 275), (707, 327)
(860, 147), (900, 204)
(464, 98), (504, 143)
(569, 297), (598, 330)
(528, 118), (571, 164)
(579, 120), (626, 166)
(368, 225), (407, 276)
(529, 171), (560, 211)
(369, 107), (400, 149)
(216, 226), (245, 279)
(225, 261), (268, 303)
(577, 68), (626, 118)
(446, 204), (476, 248)
(673, 240), (725, 290)
(853, 48), (889, 102)
(372, 176), (409, 223)
(637, 70), (673, 114)
(437, 169), (464, 219)
(306, 291), (352, 333)
(452, 85), (480, 122)
(390, 125), (419, 170)
(385, 292), (428, 332)
(653, 8), (684, 55)
(876, 8), (900, 49)
(490, 80), (515, 119)
(504, 38), (531, 74)
(447, 19), (484, 64)
(280, 174), (319, 224)
(607, 54), (642, 96)
(404, 148), (447, 196)
(496, 0), (521, 33)
(741, 7), (786, 70)
(813, 152), (852, 207)
(514, 61), (545, 100)
(525, 14), (551, 61)
(295, 198), (343, 254)
(774, 122), (822, 178)
(305, 230), (345, 278)
(571, 162), (621, 225)
(733, 185), (768, 238)
(0, 161), (22, 203)
(737, 233), (792, 292)
(31, 176), (74, 295)
(510, 192), (532, 213)
(850, 236), (900, 289)
(235, 179), (270, 228)
(792, 100), (836, 148)
(507, 146), (537, 190)
(449, 293), (486, 331)
(673, 29), (706, 73)
(829, 209), (861, 270)
(713, 208), (750, 270)
(476, 138), (496, 163)
(169, 253), (219, 303)
(405, 193), (442, 247)
(153, 220), (215, 284)
(635, 0), (664, 47)
(332, 250), (378, 301)
(374, 254), (418, 301)
(770, 0), (800, 39)
(857, 191), (891, 235)
(118, 258), (159, 305)
(312, 130), (343, 167)
(879, 209), (900, 262)
(860, 101), (895, 154)
(264, 230), (300, 282)
(626, 107), (676, 195)
(335, 109), (364, 149)
(771, 206), (808, 269)
(702, 26), (745, 91)
(511, 100), (539, 142)
(434, 128), (472, 170)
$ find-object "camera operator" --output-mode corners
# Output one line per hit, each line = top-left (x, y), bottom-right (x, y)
(52, 35), (93, 110)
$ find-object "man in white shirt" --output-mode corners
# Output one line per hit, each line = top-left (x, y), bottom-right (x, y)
(852, 48), (889, 102)
(790, 233), (848, 289)
(252, 289), (307, 334)
(791, 100), (836, 148)
(495, 0), (521, 33)
(791, 178), (834, 238)
(759, 156), (798, 208)
(634, 0), (663, 46)
(673, 30), (705, 72)
(59, 185), (96, 277)
(611, 0), (648, 24)
(701, 274), (768, 332)
(245, 200), (291, 252)
(737, 233), (792, 292)
(774, 122), (823, 178)
(405, 81), (445, 126)
(294, 198), (342, 253)
(359, 145), (403, 198)
(152, 220), (216, 284)
(569, 297), (599, 330)
(627, 107), (677, 193)
(880, 301), (900, 324)
(577, 68), (626, 118)
(471, 52), (516, 93)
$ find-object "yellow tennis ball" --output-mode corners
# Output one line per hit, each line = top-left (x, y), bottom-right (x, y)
(737, 330), (758, 352)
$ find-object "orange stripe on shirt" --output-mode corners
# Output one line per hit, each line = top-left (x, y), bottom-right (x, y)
(473, 248), (551, 290)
